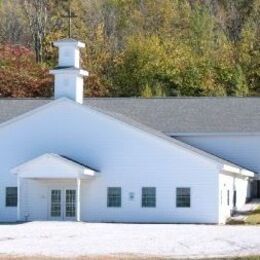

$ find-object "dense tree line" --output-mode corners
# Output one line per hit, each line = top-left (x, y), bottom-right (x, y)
(0, 0), (259, 97)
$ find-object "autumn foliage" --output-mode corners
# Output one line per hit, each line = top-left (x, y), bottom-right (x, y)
(0, 44), (52, 97)
(0, 0), (259, 97)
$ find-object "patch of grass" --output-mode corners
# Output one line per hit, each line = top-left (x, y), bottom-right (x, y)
(220, 256), (260, 260)
(227, 206), (260, 225)
(245, 206), (260, 225)
(226, 219), (246, 225)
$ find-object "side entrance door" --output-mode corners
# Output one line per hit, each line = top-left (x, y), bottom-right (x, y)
(49, 188), (77, 220)
(257, 181), (260, 198)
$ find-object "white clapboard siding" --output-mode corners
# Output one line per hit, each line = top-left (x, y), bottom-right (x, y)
(0, 99), (221, 223)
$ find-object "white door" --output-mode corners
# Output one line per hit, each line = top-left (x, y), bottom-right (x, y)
(65, 189), (77, 220)
(49, 188), (76, 220)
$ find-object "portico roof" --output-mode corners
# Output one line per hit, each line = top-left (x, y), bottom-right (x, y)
(11, 153), (98, 179)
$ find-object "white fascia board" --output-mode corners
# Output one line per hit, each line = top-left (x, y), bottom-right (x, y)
(54, 39), (85, 48)
(223, 164), (240, 174)
(168, 132), (260, 137)
(241, 169), (255, 178)
(49, 69), (89, 76)
(16, 172), (77, 179)
(83, 168), (96, 176)
(222, 164), (255, 178)
(50, 154), (85, 171)
(12, 153), (97, 179)
(41, 154), (97, 177)
(11, 153), (49, 175)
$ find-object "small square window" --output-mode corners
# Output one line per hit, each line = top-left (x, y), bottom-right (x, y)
(176, 187), (190, 208)
(142, 187), (156, 208)
(107, 187), (121, 207)
(6, 187), (17, 207)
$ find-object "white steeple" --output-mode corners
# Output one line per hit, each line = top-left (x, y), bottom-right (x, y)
(50, 39), (88, 104)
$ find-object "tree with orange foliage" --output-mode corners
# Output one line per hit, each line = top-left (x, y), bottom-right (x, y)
(0, 44), (52, 97)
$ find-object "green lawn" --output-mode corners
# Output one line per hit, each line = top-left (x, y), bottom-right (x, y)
(224, 257), (260, 260)
(245, 206), (260, 225)
(227, 206), (260, 225)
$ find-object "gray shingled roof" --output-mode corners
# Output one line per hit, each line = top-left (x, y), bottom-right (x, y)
(0, 99), (51, 124)
(0, 97), (260, 134)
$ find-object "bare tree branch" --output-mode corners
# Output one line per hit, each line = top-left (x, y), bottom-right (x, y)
(23, 0), (48, 63)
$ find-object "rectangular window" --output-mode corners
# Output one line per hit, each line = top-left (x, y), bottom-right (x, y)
(142, 187), (156, 207)
(176, 187), (190, 208)
(107, 187), (121, 207)
(227, 190), (230, 206)
(6, 187), (17, 207)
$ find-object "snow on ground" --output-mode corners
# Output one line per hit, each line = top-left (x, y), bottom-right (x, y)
(0, 222), (259, 258)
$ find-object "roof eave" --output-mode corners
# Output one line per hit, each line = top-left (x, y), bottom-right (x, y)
(222, 164), (255, 178)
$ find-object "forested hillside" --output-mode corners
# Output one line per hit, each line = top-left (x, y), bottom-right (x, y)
(0, 0), (259, 97)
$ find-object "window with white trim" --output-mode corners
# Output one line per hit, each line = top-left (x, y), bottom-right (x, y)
(142, 187), (156, 207)
(6, 187), (17, 207)
(107, 187), (121, 207)
(176, 187), (190, 208)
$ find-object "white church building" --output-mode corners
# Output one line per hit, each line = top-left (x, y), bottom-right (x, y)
(0, 38), (259, 224)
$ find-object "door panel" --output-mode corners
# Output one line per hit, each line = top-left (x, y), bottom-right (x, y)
(50, 190), (62, 218)
(49, 188), (76, 220)
(65, 190), (76, 218)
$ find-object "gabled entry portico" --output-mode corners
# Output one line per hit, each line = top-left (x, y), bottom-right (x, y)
(11, 153), (97, 222)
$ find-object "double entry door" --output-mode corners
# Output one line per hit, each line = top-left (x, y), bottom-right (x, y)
(49, 188), (77, 220)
